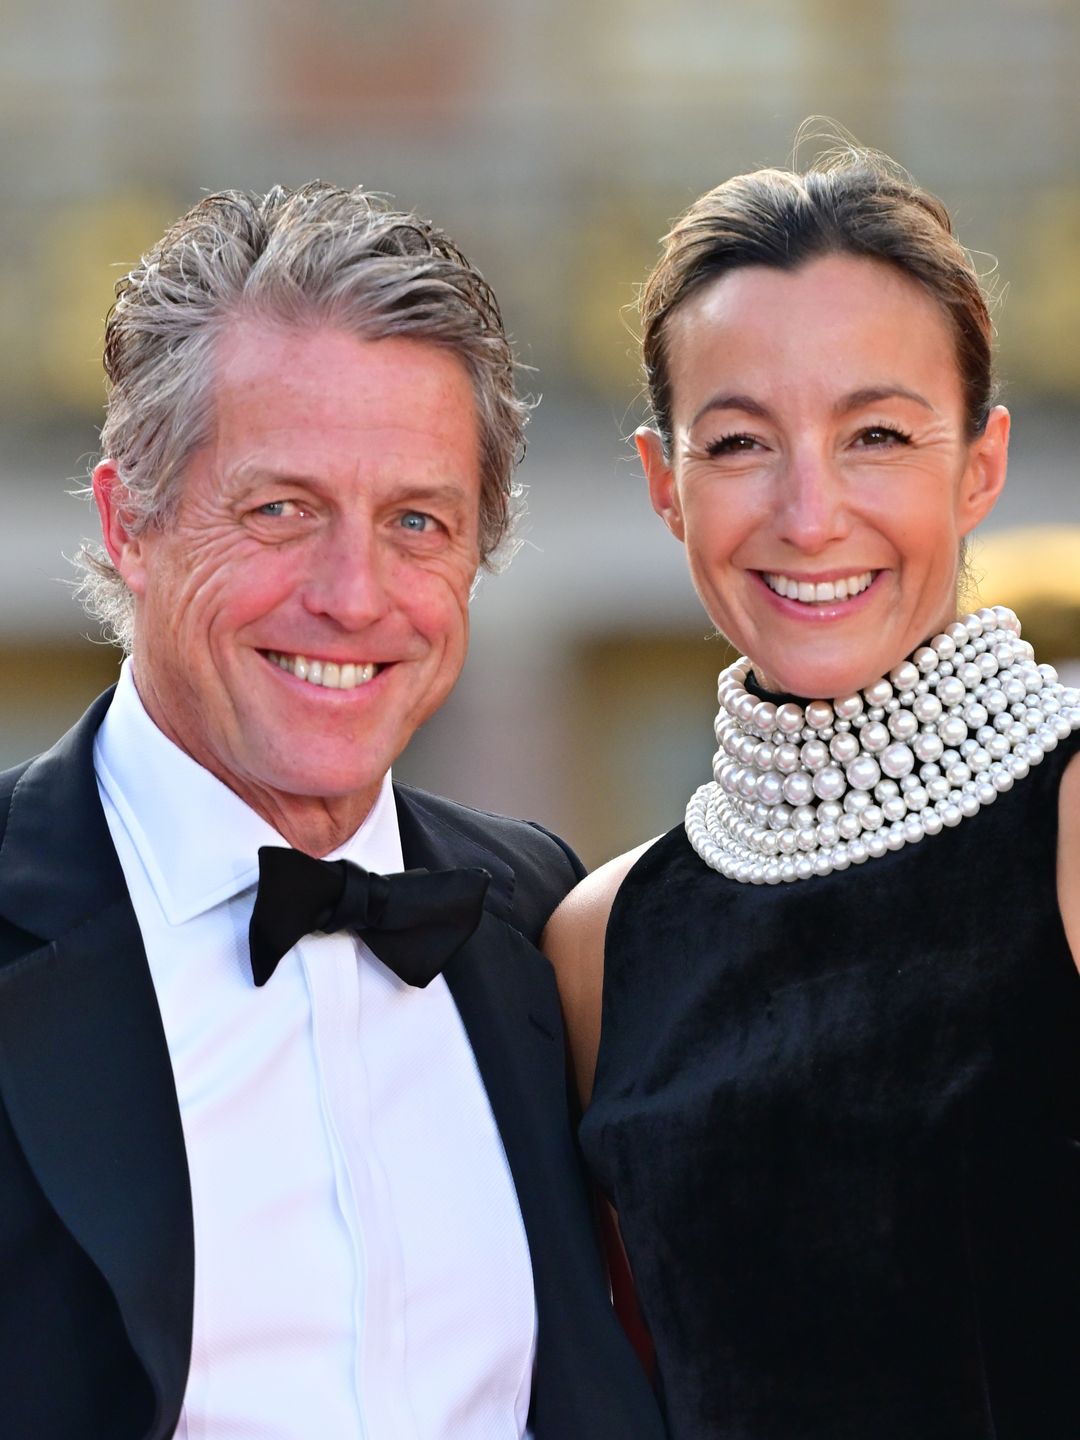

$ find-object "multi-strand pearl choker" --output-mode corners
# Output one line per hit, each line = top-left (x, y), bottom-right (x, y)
(686, 606), (1080, 884)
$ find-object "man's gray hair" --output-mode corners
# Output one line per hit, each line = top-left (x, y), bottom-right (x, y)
(77, 181), (529, 651)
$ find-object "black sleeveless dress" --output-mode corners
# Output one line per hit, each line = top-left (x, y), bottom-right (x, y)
(581, 728), (1080, 1439)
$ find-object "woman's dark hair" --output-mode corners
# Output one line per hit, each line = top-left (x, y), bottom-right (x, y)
(639, 145), (997, 452)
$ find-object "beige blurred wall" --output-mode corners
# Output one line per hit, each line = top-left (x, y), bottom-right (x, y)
(3, 0), (1079, 863)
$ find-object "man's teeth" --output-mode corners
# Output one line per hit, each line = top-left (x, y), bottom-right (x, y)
(267, 653), (377, 689)
(764, 571), (874, 604)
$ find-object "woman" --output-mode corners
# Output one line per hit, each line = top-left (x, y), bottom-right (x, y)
(545, 147), (1080, 1439)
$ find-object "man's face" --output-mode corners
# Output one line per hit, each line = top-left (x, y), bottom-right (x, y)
(96, 319), (483, 849)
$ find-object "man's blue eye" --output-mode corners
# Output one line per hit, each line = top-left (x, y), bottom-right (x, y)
(400, 511), (431, 531)
(258, 501), (286, 516)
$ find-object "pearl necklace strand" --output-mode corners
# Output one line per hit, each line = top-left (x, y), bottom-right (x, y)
(686, 605), (1080, 884)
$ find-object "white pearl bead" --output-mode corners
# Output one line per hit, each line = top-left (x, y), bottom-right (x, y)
(782, 771), (814, 806)
(882, 795), (908, 822)
(890, 660), (920, 690)
(861, 721), (890, 753)
(775, 703), (804, 733)
(847, 839), (869, 863)
(805, 700), (834, 730)
(931, 633), (956, 659)
(860, 805), (884, 831)
(913, 646), (939, 673)
(864, 679), (893, 707)
(922, 809), (943, 836)
(846, 755), (881, 791)
(813, 766), (846, 801)
(756, 772), (785, 806)
(938, 716), (969, 748)
(936, 676), (966, 708)
(887, 710), (919, 741)
(912, 693), (943, 723)
(829, 731), (861, 764)
(833, 693), (864, 721)
(737, 769), (758, 799)
(751, 700), (778, 733)
(774, 743), (799, 773)
(843, 789), (872, 814)
(913, 731), (944, 763)
(799, 739), (829, 771)
(880, 742), (916, 779)
(866, 832), (887, 858)
(736, 734), (759, 765)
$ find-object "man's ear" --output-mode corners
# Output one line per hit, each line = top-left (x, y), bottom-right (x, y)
(92, 460), (148, 596)
(636, 426), (685, 542)
(958, 405), (1010, 538)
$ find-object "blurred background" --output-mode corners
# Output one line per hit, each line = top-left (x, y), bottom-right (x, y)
(2, 0), (1078, 865)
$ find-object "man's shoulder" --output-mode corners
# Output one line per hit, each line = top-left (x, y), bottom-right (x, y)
(394, 782), (586, 943)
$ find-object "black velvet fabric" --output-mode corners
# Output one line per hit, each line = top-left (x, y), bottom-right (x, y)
(581, 728), (1080, 1439)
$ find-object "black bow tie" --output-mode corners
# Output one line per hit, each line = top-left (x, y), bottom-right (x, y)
(248, 846), (491, 989)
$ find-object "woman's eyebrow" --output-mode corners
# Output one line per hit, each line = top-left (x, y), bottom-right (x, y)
(835, 385), (935, 415)
(688, 393), (774, 429)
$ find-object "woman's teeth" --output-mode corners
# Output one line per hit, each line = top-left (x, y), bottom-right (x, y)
(266, 653), (378, 689)
(763, 571), (874, 604)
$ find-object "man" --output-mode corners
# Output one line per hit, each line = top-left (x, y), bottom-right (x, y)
(0, 184), (662, 1439)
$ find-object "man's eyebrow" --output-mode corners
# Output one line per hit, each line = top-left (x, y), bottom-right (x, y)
(688, 394), (775, 429)
(834, 385), (935, 415)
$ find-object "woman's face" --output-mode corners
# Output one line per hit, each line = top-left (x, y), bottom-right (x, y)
(638, 254), (1010, 698)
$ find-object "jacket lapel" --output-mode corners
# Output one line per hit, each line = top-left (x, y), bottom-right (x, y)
(0, 692), (194, 1437)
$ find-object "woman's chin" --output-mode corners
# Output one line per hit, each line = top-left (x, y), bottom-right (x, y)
(749, 654), (899, 701)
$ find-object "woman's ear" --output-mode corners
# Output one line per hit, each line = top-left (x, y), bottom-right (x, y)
(636, 426), (685, 542)
(958, 405), (1010, 537)
(92, 460), (149, 596)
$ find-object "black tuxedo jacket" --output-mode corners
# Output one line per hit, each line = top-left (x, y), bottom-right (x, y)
(0, 692), (663, 1439)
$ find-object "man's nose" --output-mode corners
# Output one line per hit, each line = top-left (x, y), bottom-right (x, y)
(301, 519), (391, 630)
(773, 448), (851, 554)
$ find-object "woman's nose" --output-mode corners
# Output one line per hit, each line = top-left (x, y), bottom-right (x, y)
(773, 451), (851, 553)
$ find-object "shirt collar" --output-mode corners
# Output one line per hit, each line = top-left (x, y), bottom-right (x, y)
(93, 660), (403, 926)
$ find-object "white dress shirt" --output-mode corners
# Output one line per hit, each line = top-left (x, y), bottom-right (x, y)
(93, 661), (536, 1439)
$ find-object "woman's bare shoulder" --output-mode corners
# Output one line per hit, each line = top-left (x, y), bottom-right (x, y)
(545, 838), (658, 959)
(543, 838), (659, 1105)
(1057, 748), (1080, 976)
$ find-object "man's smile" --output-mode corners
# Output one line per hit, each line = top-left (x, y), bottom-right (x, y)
(263, 651), (381, 689)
